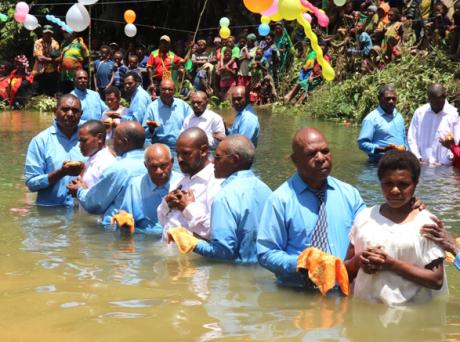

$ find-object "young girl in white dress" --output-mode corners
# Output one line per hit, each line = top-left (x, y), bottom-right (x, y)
(345, 150), (447, 306)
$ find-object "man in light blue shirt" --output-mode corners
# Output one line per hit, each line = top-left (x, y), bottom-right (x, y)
(24, 94), (86, 207)
(357, 84), (408, 161)
(124, 71), (151, 122)
(67, 121), (146, 225)
(194, 135), (272, 263)
(257, 127), (365, 288)
(119, 143), (180, 234)
(142, 79), (193, 148)
(71, 69), (107, 121)
(228, 86), (260, 147)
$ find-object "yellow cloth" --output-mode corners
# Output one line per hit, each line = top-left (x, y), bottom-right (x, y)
(111, 210), (135, 234)
(446, 238), (460, 263)
(296, 247), (350, 296)
(168, 227), (199, 254)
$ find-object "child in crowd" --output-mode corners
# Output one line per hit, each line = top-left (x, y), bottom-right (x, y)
(93, 45), (114, 100)
(237, 36), (251, 88)
(112, 50), (128, 91)
(249, 47), (269, 104)
(382, 8), (403, 63)
(217, 48), (237, 100)
(127, 55), (142, 79)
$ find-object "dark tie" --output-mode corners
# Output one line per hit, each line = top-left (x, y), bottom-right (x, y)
(310, 189), (329, 253)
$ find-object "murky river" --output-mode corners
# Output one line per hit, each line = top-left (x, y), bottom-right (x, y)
(1, 109), (460, 341)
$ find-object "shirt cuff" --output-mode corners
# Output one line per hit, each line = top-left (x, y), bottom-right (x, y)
(37, 174), (50, 189)
(454, 253), (460, 271)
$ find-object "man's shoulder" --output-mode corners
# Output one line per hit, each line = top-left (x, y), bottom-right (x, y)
(327, 176), (362, 201)
(30, 126), (55, 145)
(414, 103), (431, 115)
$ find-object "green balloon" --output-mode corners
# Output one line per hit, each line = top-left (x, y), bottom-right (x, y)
(0, 13), (8, 23)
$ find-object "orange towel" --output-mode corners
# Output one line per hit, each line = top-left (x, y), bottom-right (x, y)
(445, 237), (460, 263)
(168, 227), (198, 254)
(296, 247), (349, 296)
(111, 210), (135, 234)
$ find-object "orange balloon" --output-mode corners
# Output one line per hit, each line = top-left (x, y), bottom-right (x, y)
(243, 0), (274, 13)
(124, 9), (136, 24)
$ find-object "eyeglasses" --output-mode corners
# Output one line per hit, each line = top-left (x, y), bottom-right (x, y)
(60, 107), (81, 113)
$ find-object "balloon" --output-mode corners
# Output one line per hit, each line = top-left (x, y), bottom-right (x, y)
(219, 26), (231, 39)
(262, 0), (279, 16)
(278, 0), (303, 20)
(24, 14), (39, 30)
(15, 2), (29, 15)
(219, 17), (230, 28)
(243, 0), (274, 14)
(261, 16), (270, 24)
(303, 12), (312, 23)
(0, 13), (8, 23)
(269, 12), (283, 21)
(78, 0), (99, 4)
(258, 23), (270, 36)
(124, 10), (136, 24)
(316, 10), (329, 27)
(14, 11), (27, 23)
(124, 23), (137, 37)
(66, 3), (91, 32)
(333, 0), (346, 6)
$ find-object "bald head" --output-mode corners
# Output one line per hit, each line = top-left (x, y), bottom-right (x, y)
(191, 91), (209, 116)
(428, 83), (446, 98)
(160, 79), (175, 106)
(232, 86), (249, 112)
(113, 121), (145, 156)
(176, 127), (209, 176)
(145, 143), (172, 162)
(177, 127), (209, 149)
(144, 143), (173, 186)
(223, 135), (255, 170)
(428, 83), (447, 113)
(292, 128), (327, 153)
(75, 69), (89, 90)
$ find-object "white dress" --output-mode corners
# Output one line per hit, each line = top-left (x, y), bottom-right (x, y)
(349, 206), (447, 306)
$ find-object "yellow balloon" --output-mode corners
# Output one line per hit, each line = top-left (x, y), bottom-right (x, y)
(322, 63), (335, 81)
(278, 0), (302, 20)
(269, 12), (283, 21)
(124, 9), (136, 24)
(261, 15), (270, 24)
(220, 26), (231, 39)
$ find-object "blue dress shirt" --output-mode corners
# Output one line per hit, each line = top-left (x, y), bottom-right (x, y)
(194, 170), (272, 263)
(142, 98), (193, 147)
(257, 173), (365, 287)
(357, 106), (408, 161)
(455, 253), (460, 271)
(228, 104), (260, 147)
(24, 121), (85, 207)
(77, 149), (146, 225)
(120, 171), (180, 234)
(71, 88), (108, 121)
(126, 86), (152, 123)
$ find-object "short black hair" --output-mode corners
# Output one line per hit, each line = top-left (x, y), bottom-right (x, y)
(377, 150), (421, 183)
(104, 86), (121, 98)
(81, 120), (106, 139)
(125, 71), (142, 83)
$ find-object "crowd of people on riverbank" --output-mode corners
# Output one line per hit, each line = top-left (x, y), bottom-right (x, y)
(23, 67), (460, 305)
(1, 0), (459, 109)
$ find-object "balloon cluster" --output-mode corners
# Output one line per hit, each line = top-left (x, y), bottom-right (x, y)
(46, 15), (73, 33)
(14, 2), (39, 31)
(243, 0), (335, 80)
(258, 16), (270, 36)
(123, 10), (137, 37)
(65, 0), (99, 33)
(219, 17), (231, 39)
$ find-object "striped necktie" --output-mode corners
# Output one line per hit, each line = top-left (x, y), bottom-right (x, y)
(310, 189), (329, 253)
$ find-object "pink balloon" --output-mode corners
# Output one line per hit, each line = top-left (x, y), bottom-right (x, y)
(15, 2), (29, 15)
(14, 11), (27, 23)
(317, 12), (329, 27)
(261, 0), (279, 16)
(303, 12), (312, 23)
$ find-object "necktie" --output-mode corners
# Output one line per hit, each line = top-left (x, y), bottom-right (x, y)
(310, 189), (329, 253)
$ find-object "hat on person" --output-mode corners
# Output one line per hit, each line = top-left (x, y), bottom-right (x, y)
(247, 33), (257, 41)
(42, 25), (53, 34)
(368, 5), (378, 12)
(160, 35), (171, 43)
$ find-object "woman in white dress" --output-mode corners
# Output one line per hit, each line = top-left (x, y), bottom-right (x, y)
(345, 150), (447, 306)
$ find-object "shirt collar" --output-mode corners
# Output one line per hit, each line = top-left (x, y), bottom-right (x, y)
(50, 120), (79, 140)
(73, 87), (87, 96)
(221, 169), (254, 187)
(119, 148), (144, 159)
(377, 105), (397, 117)
(237, 104), (253, 116)
(291, 172), (335, 195)
(159, 98), (176, 109)
(430, 101), (447, 114)
(194, 108), (210, 120)
(186, 162), (214, 181)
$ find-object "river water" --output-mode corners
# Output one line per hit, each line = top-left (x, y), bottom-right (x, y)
(1, 109), (460, 341)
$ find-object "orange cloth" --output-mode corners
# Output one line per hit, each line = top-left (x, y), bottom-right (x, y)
(168, 227), (199, 254)
(296, 247), (350, 296)
(445, 238), (460, 263)
(111, 210), (135, 234)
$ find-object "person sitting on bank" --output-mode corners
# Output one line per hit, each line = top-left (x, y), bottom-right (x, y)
(119, 144), (180, 235)
(345, 151), (446, 305)
(24, 94), (85, 207)
(124, 71), (152, 123)
(71, 69), (107, 121)
(357, 84), (408, 161)
(68, 122), (146, 225)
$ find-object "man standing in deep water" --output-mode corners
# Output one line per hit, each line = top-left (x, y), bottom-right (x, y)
(24, 94), (86, 207)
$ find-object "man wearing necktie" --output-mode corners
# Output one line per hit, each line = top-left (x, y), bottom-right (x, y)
(257, 127), (366, 288)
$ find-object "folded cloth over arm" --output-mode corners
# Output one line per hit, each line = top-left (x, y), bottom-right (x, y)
(111, 210), (135, 234)
(168, 227), (199, 254)
(296, 247), (350, 296)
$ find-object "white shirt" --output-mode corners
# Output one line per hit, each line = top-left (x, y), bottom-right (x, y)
(408, 101), (459, 165)
(158, 163), (223, 240)
(181, 109), (226, 148)
(349, 206), (447, 306)
(81, 147), (116, 188)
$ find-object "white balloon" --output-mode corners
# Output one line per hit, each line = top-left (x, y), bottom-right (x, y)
(124, 23), (137, 37)
(24, 14), (39, 30)
(66, 3), (91, 32)
(78, 0), (99, 4)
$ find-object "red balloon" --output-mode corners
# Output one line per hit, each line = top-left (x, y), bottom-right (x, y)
(243, 0), (274, 13)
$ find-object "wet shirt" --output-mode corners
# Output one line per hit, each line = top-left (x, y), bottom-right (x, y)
(357, 106), (408, 161)
(24, 121), (85, 207)
(257, 174), (365, 288)
(127, 86), (152, 123)
(71, 88), (107, 121)
(120, 171), (180, 234)
(77, 149), (146, 225)
(194, 170), (272, 263)
(228, 104), (260, 146)
(143, 98), (193, 148)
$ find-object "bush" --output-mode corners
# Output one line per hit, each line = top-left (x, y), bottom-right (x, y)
(26, 96), (57, 112)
